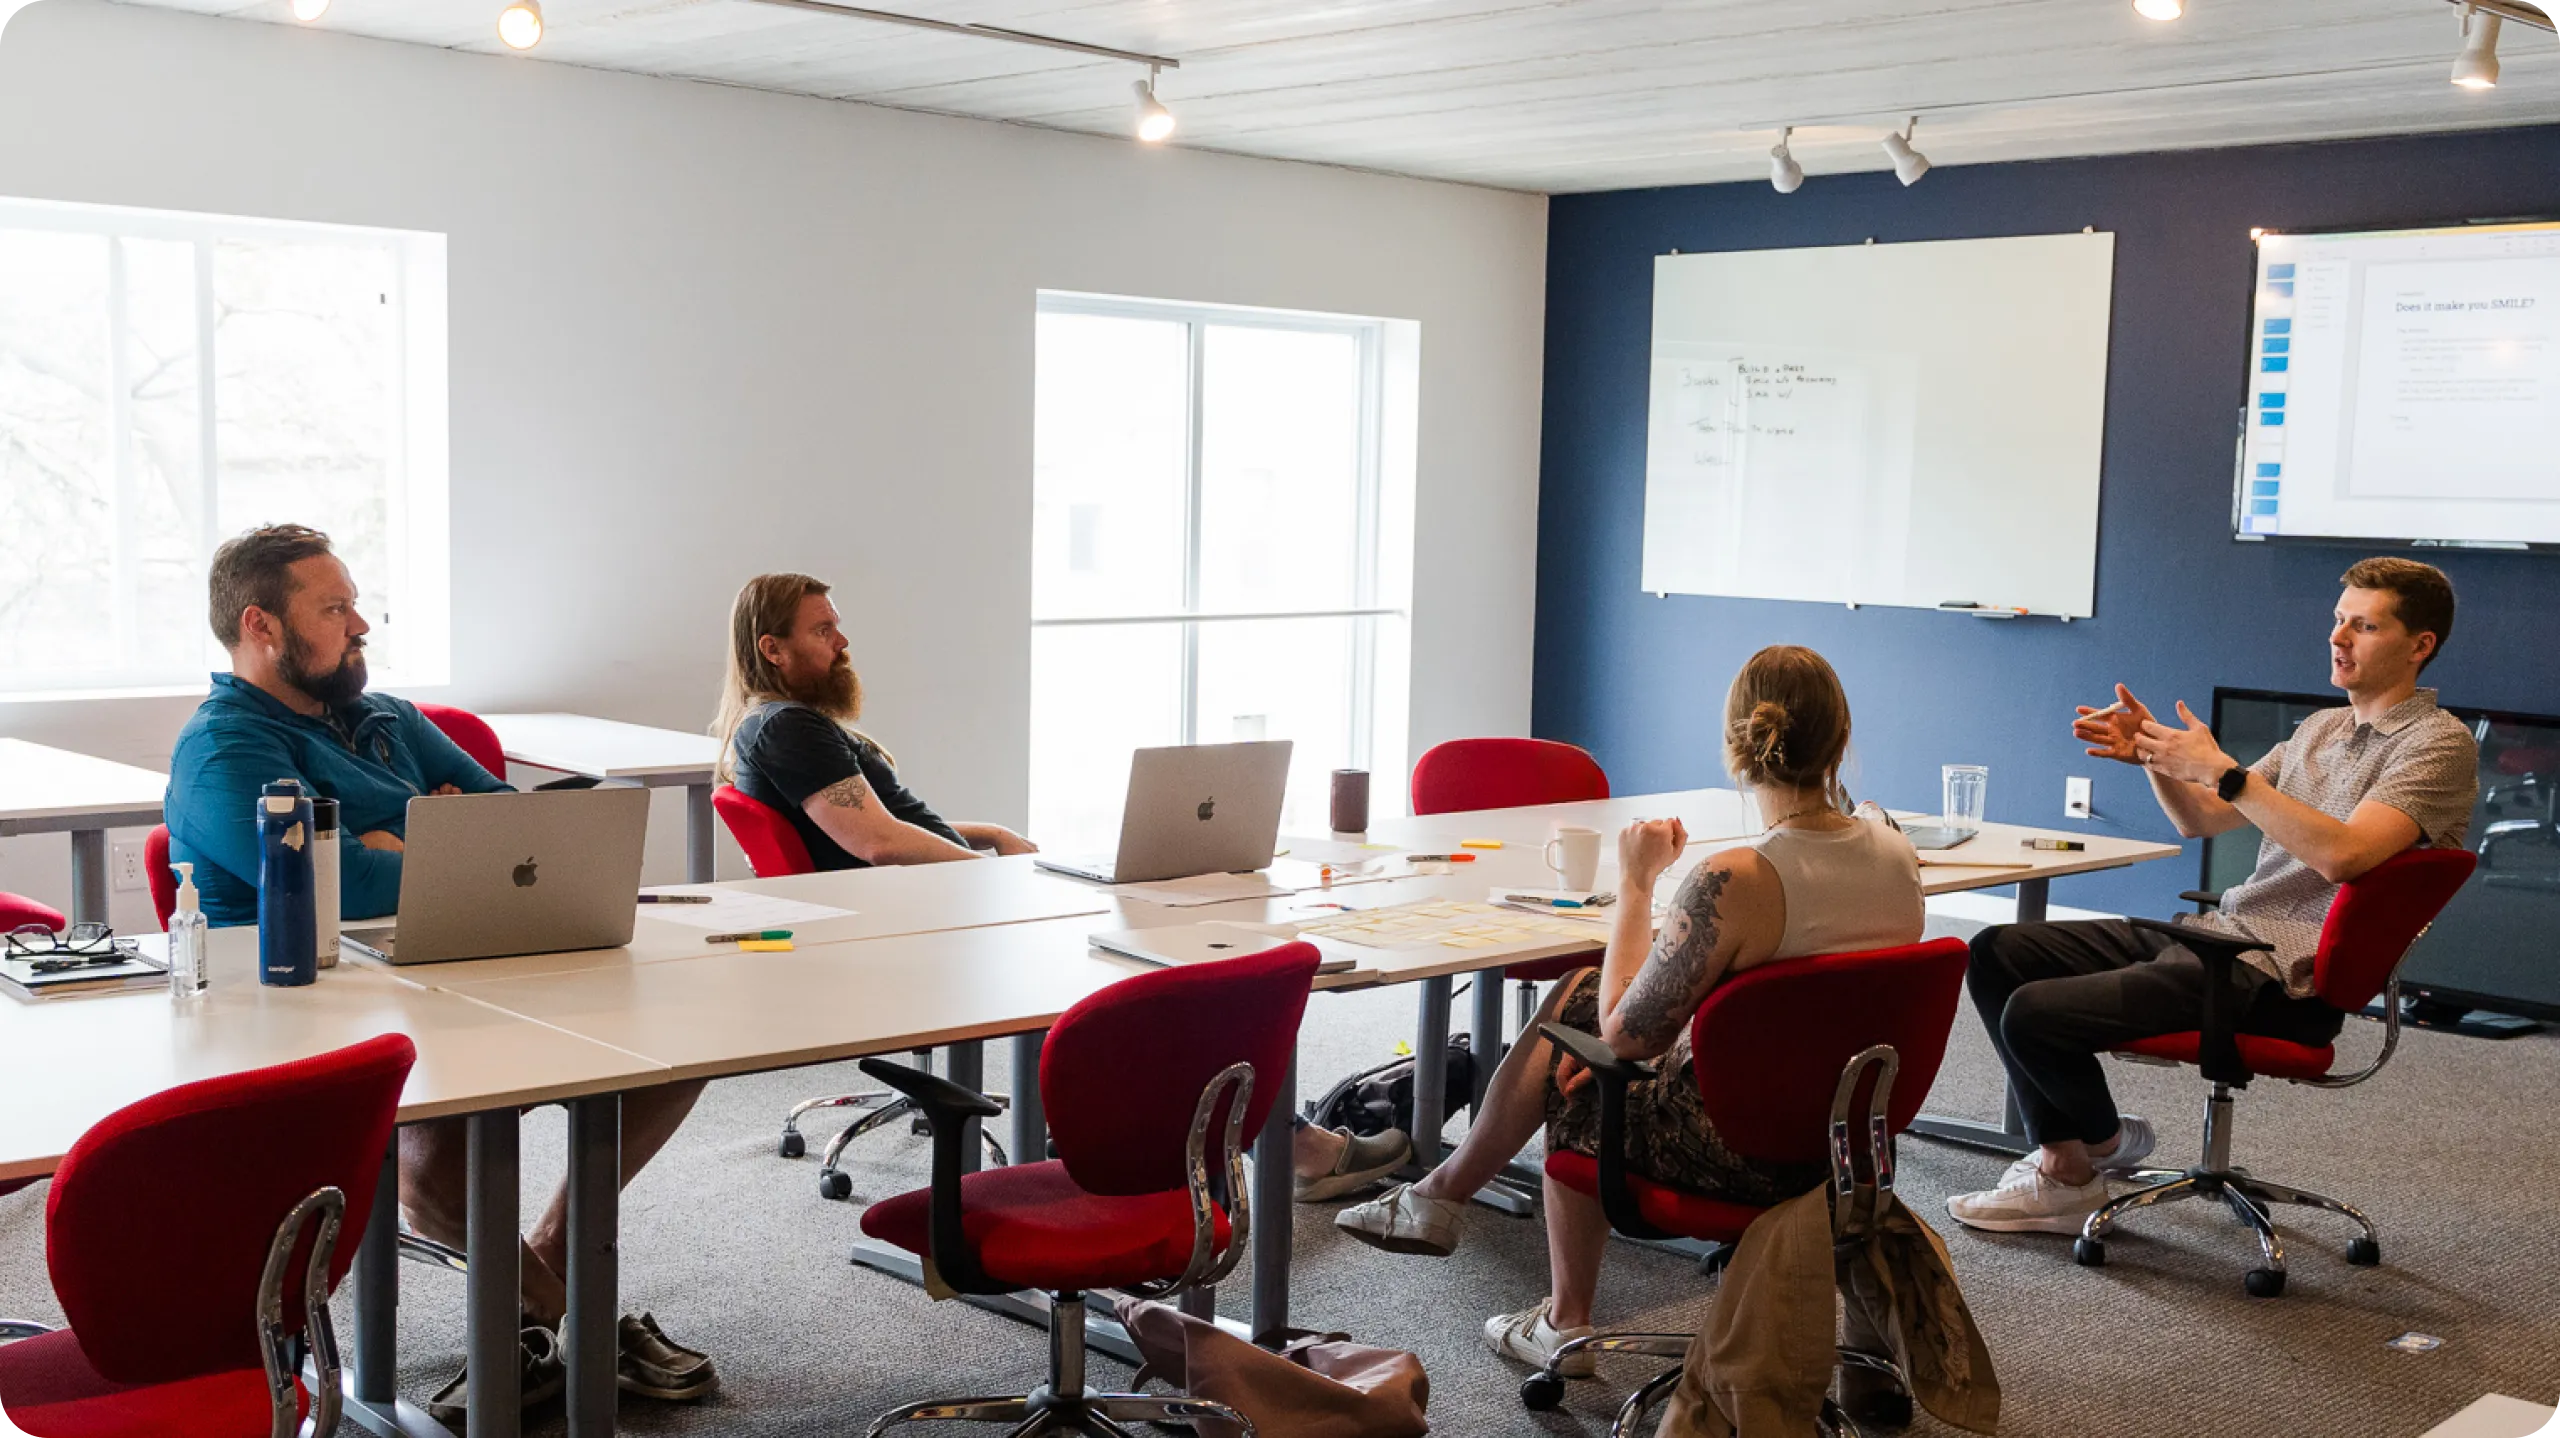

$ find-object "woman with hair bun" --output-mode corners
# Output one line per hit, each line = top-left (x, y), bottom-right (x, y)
(1338, 645), (1923, 1375)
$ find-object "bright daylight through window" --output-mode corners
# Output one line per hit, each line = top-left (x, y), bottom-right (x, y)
(0, 198), (449, 700)
(1030, 294), (1414, 852)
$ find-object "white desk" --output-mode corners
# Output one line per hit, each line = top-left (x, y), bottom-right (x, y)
(0, 738), (168, 927)
(0, 930), (670, 1438)
(479, 714), (723, 882)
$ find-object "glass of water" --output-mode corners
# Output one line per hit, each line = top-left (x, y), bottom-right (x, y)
(1943, 764), (1989, 834)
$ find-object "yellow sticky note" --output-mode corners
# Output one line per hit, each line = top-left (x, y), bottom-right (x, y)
(1460, 839), (1504, 849)
(737, 939), (795, 952)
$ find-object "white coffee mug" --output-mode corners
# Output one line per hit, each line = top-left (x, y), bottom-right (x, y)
(1544, 825), (1602, 892)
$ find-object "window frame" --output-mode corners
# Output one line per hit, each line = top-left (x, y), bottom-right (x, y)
(1031, 291), (1401, 768)
(0, 196), (448, 702)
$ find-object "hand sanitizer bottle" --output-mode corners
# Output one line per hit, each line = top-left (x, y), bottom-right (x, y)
(168, 861), (210, 1000)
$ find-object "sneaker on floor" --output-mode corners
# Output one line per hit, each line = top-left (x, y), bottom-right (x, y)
(1482, 1299), (1595, 1378)
(1296, 1126), (1413, 1203)
(1334, 1181), (1463, 1257)
(1947, 1163), (2110, 1235)
(618, 1312), (720, 1401)
(2093, 1115), (2157, 1174)
(425, 1322), (565, 1424)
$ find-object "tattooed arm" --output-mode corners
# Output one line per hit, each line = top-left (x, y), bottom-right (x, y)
(1594, 838), (1786, 1061)
(801, 771), (984, 865)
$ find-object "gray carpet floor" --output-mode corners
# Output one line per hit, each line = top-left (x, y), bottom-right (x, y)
(4, 913), (2555, 1437)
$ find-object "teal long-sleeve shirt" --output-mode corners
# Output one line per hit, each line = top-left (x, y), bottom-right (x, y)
(165, 674), (513, 927)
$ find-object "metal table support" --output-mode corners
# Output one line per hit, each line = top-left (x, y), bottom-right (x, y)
(566, 1095), (621, 1437)
(683, 784), (713, 884)
(466, 1110), (523, 1438)
(1906, 875), (2047, 1157)
(1009, 1030), (1046, 1164)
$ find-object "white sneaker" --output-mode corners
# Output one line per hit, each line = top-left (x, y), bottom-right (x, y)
(1483, 1299), (1595, 1378)
(2094, 1115), (2157, 1174)
(1947, 1163), (2110, 1235)
(1334, 1182), (1462, 1257)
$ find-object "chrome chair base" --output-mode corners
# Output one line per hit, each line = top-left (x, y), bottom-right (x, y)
(869, 1295), (1251, 1438)
(2075, 1165), (2380, 1298)
(0, 1319), (53, 1341)
(1522, 1331), (1901, 1438)
(782, 1050), (1010, 1200)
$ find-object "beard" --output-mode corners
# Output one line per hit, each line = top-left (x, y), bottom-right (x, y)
(282, 629), (370, 710)
(784, 654), (863, 721)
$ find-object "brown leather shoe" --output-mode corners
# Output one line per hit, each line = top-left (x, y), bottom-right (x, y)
(616, 1312), (718, 1401)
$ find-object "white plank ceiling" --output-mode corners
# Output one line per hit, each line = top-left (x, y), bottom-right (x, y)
(115, 0), (2560, 192)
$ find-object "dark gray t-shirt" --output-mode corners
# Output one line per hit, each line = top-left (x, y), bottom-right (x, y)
(729, 702), (961, 871)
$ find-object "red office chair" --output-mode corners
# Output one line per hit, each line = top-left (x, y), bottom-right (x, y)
(1524, 938), (1972, 1435)
(858, 943), (1319, 1437)
(0, 894), (67, 934)
(144, 827), (178, 932)
(0, 1034), (415, 1438)
(414, 701), (507, 784)
(713, 785), (1008, 1187)
(2077, 848), (2478, 1296)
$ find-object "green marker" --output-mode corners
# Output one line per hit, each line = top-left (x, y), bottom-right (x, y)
(706, 928), (793, 944)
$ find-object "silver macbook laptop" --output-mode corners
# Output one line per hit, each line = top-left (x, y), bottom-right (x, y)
(1035, 740), (1293, 886)
(342, 787), (650, 965)
(1089, 921), (1356, 976)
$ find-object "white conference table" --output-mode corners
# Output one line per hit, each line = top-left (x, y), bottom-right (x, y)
(478, 715), (722, 883)
(0, 931), (671, 1438)
(0, 738), (168, 927)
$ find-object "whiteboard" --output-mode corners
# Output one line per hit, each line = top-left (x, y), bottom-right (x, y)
(1641, 234), (2116, 617)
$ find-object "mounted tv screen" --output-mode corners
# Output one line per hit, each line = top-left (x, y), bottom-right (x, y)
(2236, 220), (2560, 551)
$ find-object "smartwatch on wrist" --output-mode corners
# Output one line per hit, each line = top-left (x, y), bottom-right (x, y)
(2216, 765), (2250, 802)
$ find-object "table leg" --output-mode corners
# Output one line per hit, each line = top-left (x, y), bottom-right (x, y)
(1008, 1031), (1045, 1165)
(467, 1110), (522, 1438)
(684, 783), (713, 884)
(1469, 970), (1506, 1112)
(947, 1042), (985, 1176)
(1411, 976), (1452, 1167)
(1249, 1053), (1296, 1343)
(69, 829), (108, 928)
(566, 1095), (620, 1438)
(1908, 876), (2048, 1157)
(354, 1140), (399, 1405)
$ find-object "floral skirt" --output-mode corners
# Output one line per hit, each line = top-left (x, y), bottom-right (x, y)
(1540, 969), (1826, 1208)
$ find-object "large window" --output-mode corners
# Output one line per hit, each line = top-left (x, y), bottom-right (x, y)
(0, 198), (448, 700)
(1030, 294), (1413, 850)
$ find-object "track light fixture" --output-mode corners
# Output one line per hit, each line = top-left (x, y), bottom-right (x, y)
(1881, 116), (1930, 186)
(290, 0), (330, 21)
(1133, 66), (1176, 142)
(497, 0), (543, 49)
(2132, 0), (2183, 19)
(1769, 127), (1804, 193)
(2453, 3), (2502, 87)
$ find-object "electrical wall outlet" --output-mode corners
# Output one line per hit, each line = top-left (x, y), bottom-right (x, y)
(2065, 776), (2093, 821)
(111, 840), (147, 892)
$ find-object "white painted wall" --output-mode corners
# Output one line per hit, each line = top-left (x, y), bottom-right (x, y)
(0, 0), (1548, 928)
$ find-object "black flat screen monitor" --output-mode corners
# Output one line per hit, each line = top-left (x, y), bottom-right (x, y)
(2208, 687), (2560, 1021)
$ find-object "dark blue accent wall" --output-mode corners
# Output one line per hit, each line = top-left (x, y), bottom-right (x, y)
(1534, 125), (2560, 918)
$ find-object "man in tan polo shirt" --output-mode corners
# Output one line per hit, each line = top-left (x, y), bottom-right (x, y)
(1950, 557), (2478, 1235)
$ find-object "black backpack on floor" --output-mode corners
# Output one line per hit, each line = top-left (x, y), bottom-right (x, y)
(1302, 1035), (1477, 1141)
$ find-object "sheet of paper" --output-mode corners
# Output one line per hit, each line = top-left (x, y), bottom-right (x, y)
(1275, 837), (1404, 866)
(1110, 872), (1296, 907)
(1294, 899), (1611, 952)
(1267, 857), (1404, 891)
(637, 887), (857, 931)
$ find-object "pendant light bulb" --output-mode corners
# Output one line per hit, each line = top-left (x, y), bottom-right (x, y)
(2452, 6), (2501, 89)
(1133, 70), (1176, 143)
(497, 0), (543, 50)
(1769, 127), (1804, 194)
(290, 0), (330, 22)
(1882, 116), (1930, 187)
(2132, 0), (2182, 19)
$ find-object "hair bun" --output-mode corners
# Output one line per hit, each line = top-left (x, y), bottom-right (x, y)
(1747, 699), (1790, 767)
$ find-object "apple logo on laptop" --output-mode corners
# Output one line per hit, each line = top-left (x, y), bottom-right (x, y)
(1197, 798), (1216, 822)
(512, 857), (539, 889)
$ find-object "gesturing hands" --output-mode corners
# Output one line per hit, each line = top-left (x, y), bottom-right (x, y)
(1617, 817), (1687, 892)
(2073, 683), (2154, 765)
(2135, 701), (2239, 788)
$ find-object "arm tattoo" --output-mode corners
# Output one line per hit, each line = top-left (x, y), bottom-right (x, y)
(1615, 866), (1732, 1047)
(817, 776), (869, 810)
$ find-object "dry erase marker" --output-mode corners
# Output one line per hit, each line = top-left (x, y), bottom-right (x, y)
(1406, 853), (1477, 864)
(2082, 700), (2127, 719)
(706, 928), (793, 944)
(639, 894), (714, 904)
(1503, 893), (1584, 908)
(2022, 838), (2087, 851)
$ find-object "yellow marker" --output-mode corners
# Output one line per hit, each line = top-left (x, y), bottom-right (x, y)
(1460, 839), (1504, 850)
(737, 939), (795, 952)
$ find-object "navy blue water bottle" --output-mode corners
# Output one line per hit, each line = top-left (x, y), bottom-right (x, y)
(257, 779), (318, 987)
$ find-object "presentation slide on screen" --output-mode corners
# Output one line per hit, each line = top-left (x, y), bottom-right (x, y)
(2240, 222), (2560, 547)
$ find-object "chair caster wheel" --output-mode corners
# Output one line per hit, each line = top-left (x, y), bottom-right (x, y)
(2244, 1267), (2286, 1298)
(1519, 1371), (1566, 1411)
(778, 1131), (805, 1159)
(2072, 1238), (2105, 1267)
(2347, 1237), (2380, 1267)
(818, 1169), (852, 1201)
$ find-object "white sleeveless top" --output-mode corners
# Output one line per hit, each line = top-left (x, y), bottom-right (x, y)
(1746, 817), (1925, 960)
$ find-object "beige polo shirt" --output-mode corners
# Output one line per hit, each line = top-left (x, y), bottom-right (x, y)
(2186, 689), (2478, 997)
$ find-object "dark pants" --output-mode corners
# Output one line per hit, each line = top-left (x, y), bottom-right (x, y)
(1966, 920), (2346, 1148)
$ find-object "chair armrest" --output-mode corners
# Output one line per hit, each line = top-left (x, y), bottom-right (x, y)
(1537, 1023), (1672, 1242)
(2178, 889), (2222, 910)
(2123, 919), (2262, 1086)
(857, 1057), (1003, 1294)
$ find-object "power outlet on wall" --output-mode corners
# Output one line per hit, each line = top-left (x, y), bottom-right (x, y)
(111, 840), (147, 892)
(2065, 777), (2093, 821)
